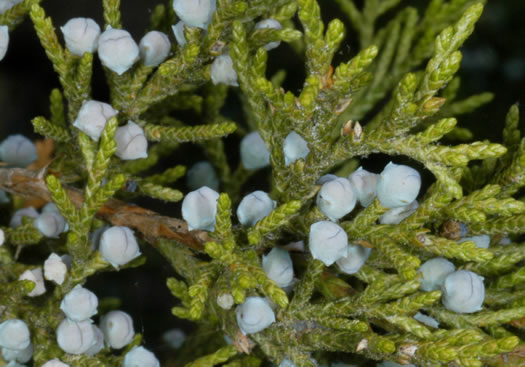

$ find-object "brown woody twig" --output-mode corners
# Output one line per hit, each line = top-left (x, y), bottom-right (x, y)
(0, 167), (210, 251)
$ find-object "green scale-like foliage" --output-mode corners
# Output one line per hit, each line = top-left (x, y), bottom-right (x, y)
(2, 0), (525, 366)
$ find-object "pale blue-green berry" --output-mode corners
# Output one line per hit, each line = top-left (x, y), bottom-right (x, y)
(9, 207), (38, 228)
(376, 162), (421, 208)
(236, 297), (276, 335)
(182, 186), (220, 231)
(348, 167), (378, 207)
(240, 131), (270, 170)
(115, 121), (148, 160)
(283, 131), (309, 166)
(316, 177), (356, 221)
(172, 0), (216, 29)
(262, 247), (294, 288)
(60, 18), (100, 56)
(1, 343), (33, 363)
(499, 237), (512, 246)
(72, 100), (118, 141)
(254, 19), (283, 51)
(377, 362), (415, 367)
(0, 25), (8, 60)
(418, 257), (455, 292)
(90, 225), (108, 250)
(442, 270), (485, 313)
(5, 362), (26, 367)
(100, 310), (135, 349)
(336, 244), (371, 274)
(172, 21), (187, 46)
(309, 221), (348, 266)
(44, 253), (67, 285)
(98, 27), (139, 75)
(42, 203), (69, 232)
(56, 319), (96, 355)
(413, 312), (439, 328)
(0, 135), (37, 167)
(0, 0), (22, 14)
(99, 226), (141, 269)
(139, 31), (170, 67)
(34, 211), (67, 238)
(237, 191), (276, 227)
(217, 293), (234, 310)
(186, 161), (219, 191)
(18, 268), (46, 297)
(42, 359), (69, 367)
(85, 325), (104, 356)
(316, 174), (338, 185)
(0, 189), (9, 203)
(61, 254), (72, 269)
(211, 53), (238, 86)
(162, 328), (186, 349)
(60, 285), (98, 322)
(0, 319), (30, 350)
(279, 358), (295, 367)
(458, 234), (490, 249)
(379, 200), (419, 225)
(42, 202), (58, 213)
(123, 346), (160, 367)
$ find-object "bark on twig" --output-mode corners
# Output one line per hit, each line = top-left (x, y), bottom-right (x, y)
(0, 167), (210, 251)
